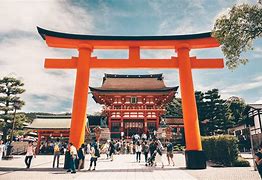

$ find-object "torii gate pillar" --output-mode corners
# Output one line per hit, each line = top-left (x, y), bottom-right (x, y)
(69, 46), (92, 148)
(178, 46), (205, 169)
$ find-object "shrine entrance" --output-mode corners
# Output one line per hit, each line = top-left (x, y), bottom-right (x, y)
(37, 26), (224, 169)
(124, 121), (144, 138)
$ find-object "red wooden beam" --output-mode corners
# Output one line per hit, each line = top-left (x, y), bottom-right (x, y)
(44, 57), (223, 69)
(89, 57), (179, 69)
(191, 57), (224, 69)
(44, 57), (77, 69)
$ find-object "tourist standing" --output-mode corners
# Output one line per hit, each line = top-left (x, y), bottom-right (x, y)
(101, 140), (110, 159)
(166, 140), (175, 166)
(0, 140), (5, 160)
(135, 141), (142, 163)
(143, 141), (149, 164)
(149, 140), (157, 158)
(86, 143), (91, 154)
(78, 144), (85, 171)
(24, 141), (36, 168)
(155, 142), (164, 168)
(88, 144), (100, 171)
(52, 139), (61, 168)
(109, 140), (115, 161)
(141, 133), (147, 141)
(67, 143), (77, 173)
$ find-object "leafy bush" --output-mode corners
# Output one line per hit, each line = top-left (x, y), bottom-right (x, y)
(173, 144), (185, 151)
(202, 135), (239, 166)
(233, 157), (250, 167)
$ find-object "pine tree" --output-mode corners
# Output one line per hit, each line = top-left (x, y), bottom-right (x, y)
(0, 77), (25, 142)
(226, 96), (249, 126)
(164, 98), (183, 117)
(195, 91), (208, 135)
(204, 89), (228, 135)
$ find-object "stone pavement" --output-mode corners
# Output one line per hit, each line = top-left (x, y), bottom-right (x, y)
(0, 154), (260, 180)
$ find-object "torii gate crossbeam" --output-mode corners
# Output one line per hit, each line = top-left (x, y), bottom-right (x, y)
(37, 27), (224, 169)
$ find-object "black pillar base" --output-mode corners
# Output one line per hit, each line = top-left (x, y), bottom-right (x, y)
(185, 150), (206, 169)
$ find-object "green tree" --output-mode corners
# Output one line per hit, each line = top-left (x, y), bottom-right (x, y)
(203, 89), (229, 135)
(195, 90), (209, 135)
(164, 98), (183, 117)
(0, 77), (25, 142)
(226, 96), (250, 125)
(212, 3), (262, 69)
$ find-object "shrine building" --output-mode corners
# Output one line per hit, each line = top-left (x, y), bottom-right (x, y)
(90, 73), (178, 138)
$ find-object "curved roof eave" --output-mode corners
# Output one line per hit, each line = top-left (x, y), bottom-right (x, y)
(89, 86), (179, 93)
(37, 26), (212, 41)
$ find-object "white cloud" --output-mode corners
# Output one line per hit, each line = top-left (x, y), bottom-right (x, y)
(221, 75), (262, 94)
(0, 0), (93, 33)
(0, 0), (95, 113)
(254, 98), (262, 104)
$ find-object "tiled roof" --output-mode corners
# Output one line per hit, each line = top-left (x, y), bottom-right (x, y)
(27, 116), (71, 130)
(248, 104), (262, 110)
(90, 74), (178, 92)
(27, 115), (101, 130)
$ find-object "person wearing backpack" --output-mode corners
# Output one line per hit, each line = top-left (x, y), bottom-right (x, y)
(52, 138), (61, 168)
(88, 144), (100, 171)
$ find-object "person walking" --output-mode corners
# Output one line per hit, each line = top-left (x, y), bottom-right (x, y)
(88, 144), (100, 171)
(135, 141), (142, 163)
(155, 142), (164, 168)
(78, 144), (85, 171)
(149, 139), (157, 158)
(143, 141), (149, 164)
(52, 139), (61, 168)
(25, 141), (36, 168)
(166, 140), (175, 166)
(0, 140), (5, 160)
(67, 143), (77, 174)
(101, 140), (110, 159)
(109, 140), (115, 161)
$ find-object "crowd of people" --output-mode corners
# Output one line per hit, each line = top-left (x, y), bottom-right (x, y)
(21, 137), (176, 174)
(2, 137), (262, 178)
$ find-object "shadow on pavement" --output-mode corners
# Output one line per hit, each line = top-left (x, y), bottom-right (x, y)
(0, 167), (181, 173)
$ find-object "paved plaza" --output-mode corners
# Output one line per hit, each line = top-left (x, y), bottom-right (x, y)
(0, 153), (260, 180)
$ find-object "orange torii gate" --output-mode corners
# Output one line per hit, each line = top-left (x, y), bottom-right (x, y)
(37, 27), (223, 169)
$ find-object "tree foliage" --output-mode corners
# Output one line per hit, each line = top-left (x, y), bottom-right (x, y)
(212, 3), (262, 69)
(0, 76), (25, 142)
(164, 98), (183, 117)
(203, 89), (230, 135)
(166, 89), (250, 136)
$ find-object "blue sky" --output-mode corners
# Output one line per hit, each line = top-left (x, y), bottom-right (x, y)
(0, 0), (261, 114)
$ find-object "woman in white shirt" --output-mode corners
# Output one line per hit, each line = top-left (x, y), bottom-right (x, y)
(135, 141), (142, 163)
(24, 141), (36, 168)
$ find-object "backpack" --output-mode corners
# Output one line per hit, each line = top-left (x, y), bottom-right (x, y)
(54, 144), (60, 153)
(95, 148), (100, 158)
(144, 145), (149, 153)
(167, 143), (173, 152)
